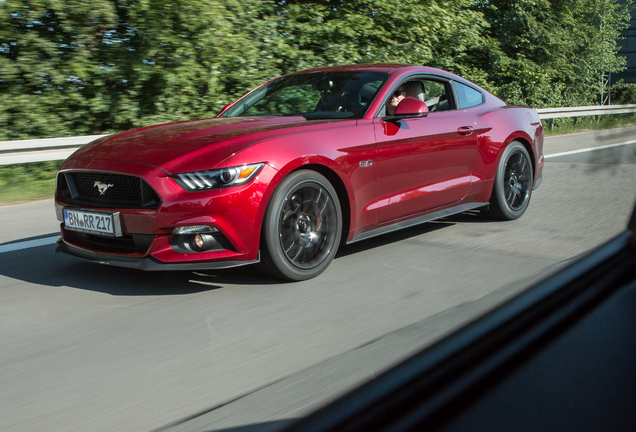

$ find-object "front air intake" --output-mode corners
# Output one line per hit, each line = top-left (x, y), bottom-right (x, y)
(57, 171), (161, 209)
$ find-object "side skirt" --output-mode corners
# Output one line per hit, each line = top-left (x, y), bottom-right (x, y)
(347, 202), (489, 245)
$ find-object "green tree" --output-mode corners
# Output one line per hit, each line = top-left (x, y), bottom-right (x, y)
(0, 0), (633, 141)
(0, 0), (120, 139)
(0, 0), (280, 140)
(270, 0), (491, 85)
(474, 0), (632, 107)
(611, 80), (636, 103)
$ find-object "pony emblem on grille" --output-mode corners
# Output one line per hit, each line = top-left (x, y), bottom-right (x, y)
(94, 181), (114, 195)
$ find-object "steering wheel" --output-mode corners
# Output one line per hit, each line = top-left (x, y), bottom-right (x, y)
(342, 103), (365, 115)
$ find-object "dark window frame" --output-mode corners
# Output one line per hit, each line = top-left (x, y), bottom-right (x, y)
(374, 74), (460, 118)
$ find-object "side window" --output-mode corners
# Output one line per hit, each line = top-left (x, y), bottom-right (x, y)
(454, 81), (484, 109)
(421, 80), (453, 112)
(377, 77), (454, 117)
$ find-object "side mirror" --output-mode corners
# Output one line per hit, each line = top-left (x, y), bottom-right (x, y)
(393, 97), (429, 118)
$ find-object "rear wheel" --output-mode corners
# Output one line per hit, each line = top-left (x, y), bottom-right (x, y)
(259, 170), (342, 281)
(483, 141), (533, 220)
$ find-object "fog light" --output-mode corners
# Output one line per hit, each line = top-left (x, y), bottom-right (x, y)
(189, 233), (216, 252)
(193, 234), (205, 250)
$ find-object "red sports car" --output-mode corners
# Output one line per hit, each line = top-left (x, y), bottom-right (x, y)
(55, 64), (544, 280)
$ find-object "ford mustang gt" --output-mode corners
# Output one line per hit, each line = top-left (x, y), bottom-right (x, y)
(54, 64), (544, 280)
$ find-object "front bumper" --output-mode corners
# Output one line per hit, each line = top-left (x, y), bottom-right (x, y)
(54, 159), (279, 268)
(55, 239), (260, 271)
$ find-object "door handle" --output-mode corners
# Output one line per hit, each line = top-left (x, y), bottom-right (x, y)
(457, 126), (474, 136)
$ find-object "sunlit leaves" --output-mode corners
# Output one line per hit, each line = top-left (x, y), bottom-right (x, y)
(475, 0), (633, 107)
(0, 0), (632, 139)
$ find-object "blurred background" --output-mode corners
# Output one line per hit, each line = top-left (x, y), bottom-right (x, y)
(1, 0), (635, 142)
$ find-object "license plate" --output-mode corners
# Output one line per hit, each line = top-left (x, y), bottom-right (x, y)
(63, 208), (122, 237)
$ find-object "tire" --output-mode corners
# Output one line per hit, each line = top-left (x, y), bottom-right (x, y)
(482, 141), (533, 220)
(259, 170), (342, 281)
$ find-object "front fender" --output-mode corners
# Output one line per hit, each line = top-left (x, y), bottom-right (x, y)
(221, 125), (379, 244)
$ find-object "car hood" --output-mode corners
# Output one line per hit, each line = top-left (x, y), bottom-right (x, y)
(70, 117), (343, 173)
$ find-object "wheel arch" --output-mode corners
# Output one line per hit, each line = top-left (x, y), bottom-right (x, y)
(257, 166), (347, 280)
(254, 160), (354, 254)
(287, 164), (352, 245)
(482, 138), (534, 220)
(502, 134), (536, 180)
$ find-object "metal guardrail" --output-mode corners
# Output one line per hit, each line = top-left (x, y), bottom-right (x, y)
(1, 104), (636, 166)
(536, 104), (636, 119)
(0, 134), (107, 166)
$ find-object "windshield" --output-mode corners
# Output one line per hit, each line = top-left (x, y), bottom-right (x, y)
(220, 71), (388, 120)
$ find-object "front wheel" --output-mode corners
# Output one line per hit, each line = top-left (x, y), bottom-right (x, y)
(483, 141), (533, 220)
(259, 170), (342, 281)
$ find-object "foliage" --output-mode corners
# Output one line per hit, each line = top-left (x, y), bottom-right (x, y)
(473, 0), (633, 107)
(0, 0), (633, 141)
(610, 80), (636, 104)
(0, 0), (280, 140)
(270, 0), (491, 84)
(0, 160), (63, 203)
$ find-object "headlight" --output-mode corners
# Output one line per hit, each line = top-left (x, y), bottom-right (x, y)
(172, 163), (264, 191)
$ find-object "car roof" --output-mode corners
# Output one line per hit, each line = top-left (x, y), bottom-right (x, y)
(287, 63), (433, 75)
(285, 64), (472, 87)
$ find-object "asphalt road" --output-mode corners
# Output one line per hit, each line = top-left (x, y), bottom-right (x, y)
(1, 126), (635, 432)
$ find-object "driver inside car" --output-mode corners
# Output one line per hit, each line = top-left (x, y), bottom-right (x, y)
(385, 81), (427, 115)
(385, 84), (407, 115)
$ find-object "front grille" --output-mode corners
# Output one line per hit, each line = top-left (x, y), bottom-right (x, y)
(74, 172), (141, 202)
(58, 171), (160, 209)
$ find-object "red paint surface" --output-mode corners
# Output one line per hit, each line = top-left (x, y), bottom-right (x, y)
(55, 64), (543, 266)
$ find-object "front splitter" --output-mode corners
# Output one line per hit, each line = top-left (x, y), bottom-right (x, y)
(55, 239), (259, 271)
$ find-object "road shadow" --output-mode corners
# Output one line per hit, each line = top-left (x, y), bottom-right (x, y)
(585, 144), (636, 173)
(439, 209), (498, 223)
(0, 211), (492, 295)
(157, 418), (292, 432)
(0, 232), (60, 246)
(337, 208), (502, 257)
(205, 420), (292, 432)
(0, 244), (280, 296)
(336, 220), (454, 257)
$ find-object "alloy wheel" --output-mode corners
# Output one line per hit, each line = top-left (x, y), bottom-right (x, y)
(504, 151), (532, 211)
(279, 183), (338, 269)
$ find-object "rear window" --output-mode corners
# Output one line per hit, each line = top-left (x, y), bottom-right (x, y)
(454, 82), (484, 109)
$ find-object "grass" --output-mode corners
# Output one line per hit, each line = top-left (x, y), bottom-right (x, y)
(1, 113), (636, 205)
(543, 113), (636, 136)
(0, 160), (64, 205)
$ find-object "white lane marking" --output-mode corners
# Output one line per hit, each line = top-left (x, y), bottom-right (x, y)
(0, 236), (59, 254)
(545, 139), (636, 159)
